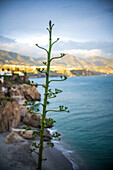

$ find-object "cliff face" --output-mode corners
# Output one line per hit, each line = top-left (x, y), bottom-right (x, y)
(0, 101), (20, 133)
(0, 83), (41, 133)
(0, 79), (52, 143)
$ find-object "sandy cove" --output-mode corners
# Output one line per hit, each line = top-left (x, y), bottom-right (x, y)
(0, 132), (74, 170)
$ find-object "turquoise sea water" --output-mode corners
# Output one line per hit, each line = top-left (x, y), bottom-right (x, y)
(30, 75), (113, 170)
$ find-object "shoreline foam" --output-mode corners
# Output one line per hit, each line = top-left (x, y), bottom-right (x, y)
(48, 128), (77, 170)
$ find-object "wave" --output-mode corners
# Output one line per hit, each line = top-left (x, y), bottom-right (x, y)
(47, 128), (79, 170)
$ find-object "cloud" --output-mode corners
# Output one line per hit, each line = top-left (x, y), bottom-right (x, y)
(15, 34), (49, 46)
(0, 35), (15, 43)
(0, 42), (46, 58)
(0, 35), (48, 57)
(53, 49), (103, 58)
(0, 35), (113, 59)
(56, 40), (113, 51)
(53, 40), (113, 58)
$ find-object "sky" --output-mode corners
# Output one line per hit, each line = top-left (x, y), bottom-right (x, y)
(0, 0), (113, 59)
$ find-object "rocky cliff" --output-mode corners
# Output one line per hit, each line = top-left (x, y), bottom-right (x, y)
(10, 84), (41, 102)
(0, 83), (41, 133)
(0, 100), (20, 133)
(0, 83), (52, 142)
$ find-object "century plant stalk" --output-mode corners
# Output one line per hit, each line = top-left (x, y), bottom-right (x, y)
(37, 21), (52, 170)
(25, 20), (69, 170)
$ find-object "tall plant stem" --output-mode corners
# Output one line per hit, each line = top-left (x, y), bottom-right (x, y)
(37, 21), (52, 170)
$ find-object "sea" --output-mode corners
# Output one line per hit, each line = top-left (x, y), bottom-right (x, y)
(30, 74), (113, 170)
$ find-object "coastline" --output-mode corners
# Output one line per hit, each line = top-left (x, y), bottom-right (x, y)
(0, 132), (74, 170)
(42, 145), (74, 170)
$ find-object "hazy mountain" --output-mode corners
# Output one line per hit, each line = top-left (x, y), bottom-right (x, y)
(51, 54), (94, 69)
(0, 50), (113, 73)
(0, 50), (45, 66)
(86, 56), (113, 67)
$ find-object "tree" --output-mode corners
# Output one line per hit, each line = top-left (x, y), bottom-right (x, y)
(24, 20), (69, 170)
(15, 67), (19, 71)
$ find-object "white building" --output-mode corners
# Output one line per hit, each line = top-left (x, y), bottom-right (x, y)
(0, 69), (12, 83)
(0, 70), (5, 83)
(5, 70), (12, 76)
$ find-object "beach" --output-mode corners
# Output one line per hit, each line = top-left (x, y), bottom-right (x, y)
(0, 132), (74, 170)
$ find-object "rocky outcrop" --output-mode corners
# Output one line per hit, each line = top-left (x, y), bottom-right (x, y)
(5, 128), (52, 143)
(9, 84), (40, 102)
(43, 129), (52, 141)
(9, 87), (23, 96)
(12, 96), (26, 105)
(1, 81), (53, 144)
(11, 128), (35, 139)
(5, 131), (26, 143)
(23, 112), (53, 128)
(0, 101), (20, 133)
(23, 113), (42, 128)
(0, 90), (5, 99)
(21, 84), (40, 101)
(20, 105), (30, 118)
